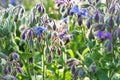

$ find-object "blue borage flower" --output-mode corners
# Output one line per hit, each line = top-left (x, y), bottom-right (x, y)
(81, 9), (87, 16)
(31, 26), (48, 35)
(95, 30), (112, 40)
(78, 9), (91, 18)
(95, 30), (104, 40)
(59, 33), (65, 39)
(70, 6), (79, 14)
(70, 7), (91, 18)
(105, 32), (112, 40)
(60, 17), (68, 23)
(59, 33), (72, 40)
(9, 0), (16, 6)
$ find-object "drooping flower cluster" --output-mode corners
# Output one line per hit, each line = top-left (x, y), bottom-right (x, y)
(31, 26), (48, 35)
(0, 52), (21, 80)
(95, 30), (112, 41)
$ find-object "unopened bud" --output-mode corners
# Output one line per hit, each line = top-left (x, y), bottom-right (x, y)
(109, 4), (115, 15)
(73, 71), (78, 77)
(19, 24), (26, 33)
(16, 67), (22, 73)
(3, 68), (8, 75)
(104, 40), (112, 53)
(12, 52), (19, 61)
(94, 11), (99, 23)
(47, 54), (52, 63)
(21, 29), (28, 40)
(47, 33), (51, 40)
(107, 16), (114, 28)
(57, 47), (61, 55)
(27, 29), (34, 41)
(71, 64), (76, 75)
(36, 3), (45, 13)
(93, 24), (105, 31)
(86, 28), (94, 40)
(64, 38), (70, 45)
(67, 6), (71, 15)
(96, 0), (99, 3)
(14, 14), (18, 22)
(116, 13), (120, 25)
(37, 35), (41, 43)
(8, 66), (11, 73)
(89, 62), (96, 73)
(66, 58), (75, 64)
(86, 17), (92, 29)
(78, 69), (84, 77)
(53, 23), (57, 30)
(77, 16), (82, 26)
(117, 28), (120, 39)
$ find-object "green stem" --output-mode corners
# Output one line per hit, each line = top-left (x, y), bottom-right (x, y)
(42, 54), (45, 80)
(63, 66), (66, 80)
(63, 51), (67, 80)
(22, 58), (32, 79)
(40, 43), (45, 80)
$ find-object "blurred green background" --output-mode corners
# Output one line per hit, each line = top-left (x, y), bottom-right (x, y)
(0, 0), (59, 19)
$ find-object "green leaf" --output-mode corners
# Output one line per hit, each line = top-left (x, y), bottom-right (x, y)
(91, 51), (102, 60)
(65, 71), (71, 80)
(82, 48), (89, 56)
(66, 49), (74, 58)
(95, 2), (106, 8)
(84, 57), (93, 67)
(20, 52), (39, 59)
(81, 4), (90, 8)
(96, 68), (109, 80)
(77, 51), (84, 62)
(0, 52), (8, 59)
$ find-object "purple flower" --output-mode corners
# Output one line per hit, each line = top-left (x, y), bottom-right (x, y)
(3, 68), (8, 75)
(60, 17), (68, 23)
(31, 26), (47, 35)
(70, 6), (79, 14)
(12, 52), (19, 61)
(81, 9), (87, 16)
(59, 33), (65, 39)
(105, 32), (112, 40)
(95, 30), (105, 40)
(95, 30), (112, 40)
(77, 9), (91, 18)
(9, 0), (16, 6)
(94, 11), (99, 23)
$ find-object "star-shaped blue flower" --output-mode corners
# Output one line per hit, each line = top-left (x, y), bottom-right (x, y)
(70, 6), (79, 14)
(9, 0), (16, 6)
(31, 26), (47, 35)
(95, 30), (105, 40)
